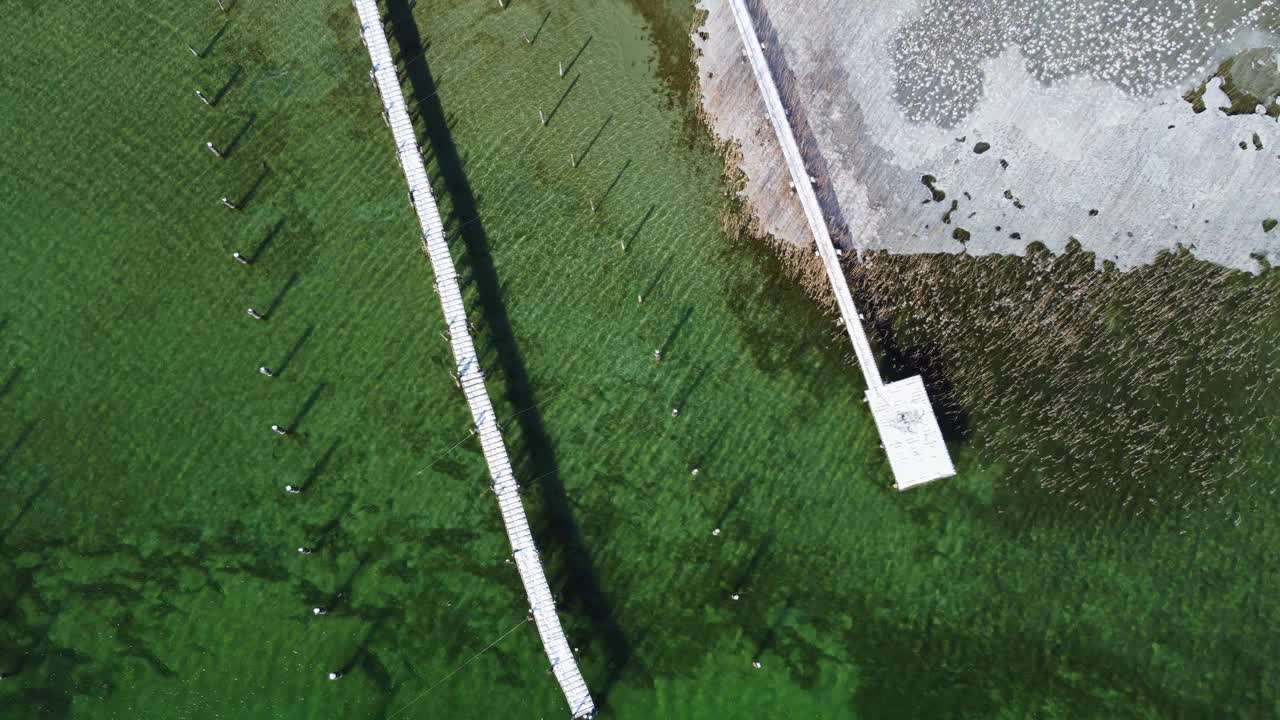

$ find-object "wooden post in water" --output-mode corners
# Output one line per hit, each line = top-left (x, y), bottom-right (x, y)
(522, 31), (532, 45)
(216, 0), (227, 12)
(570, 152), (577, 168)
(559, 61), (565, 78)
(538, 108), (546, 126)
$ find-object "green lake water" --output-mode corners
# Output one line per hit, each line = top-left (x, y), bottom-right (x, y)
(1, 1), (1277, 718)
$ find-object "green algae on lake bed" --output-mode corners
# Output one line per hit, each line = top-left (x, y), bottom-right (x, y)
(1, 1), (1278, 718)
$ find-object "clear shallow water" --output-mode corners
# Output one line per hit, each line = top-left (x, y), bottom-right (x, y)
(1, 1), (1277, 719)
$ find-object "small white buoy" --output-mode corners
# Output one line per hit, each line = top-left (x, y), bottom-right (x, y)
(328, 671), (343, 681)
(712, 527), (721, 536)
(271, 424), (288, 435)
(313, 607), (328, 615)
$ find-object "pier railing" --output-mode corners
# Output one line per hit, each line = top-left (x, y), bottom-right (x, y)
(351, 1), (596, 715)
(728, 0), (956, 490)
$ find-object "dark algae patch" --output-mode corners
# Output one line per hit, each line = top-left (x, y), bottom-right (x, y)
(626, 0), (700, 113)
(921, 173), (947, 202)
(1183, 50), (1280, 119)
(854, 242), (1278, 516)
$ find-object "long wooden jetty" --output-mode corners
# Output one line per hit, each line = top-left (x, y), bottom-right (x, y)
(727, 0), (955, 490)
(350, 2), (595, 716)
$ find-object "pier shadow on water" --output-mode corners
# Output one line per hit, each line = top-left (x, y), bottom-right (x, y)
(383, 0), (635, 703)
(870, 316), (971, 443)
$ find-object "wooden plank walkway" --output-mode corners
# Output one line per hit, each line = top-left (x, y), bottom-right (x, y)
(350, 1), (595, 715)
(728, 0), (955, 489)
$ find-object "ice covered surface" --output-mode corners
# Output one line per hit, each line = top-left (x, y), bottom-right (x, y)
(695, 0), (1280, 272)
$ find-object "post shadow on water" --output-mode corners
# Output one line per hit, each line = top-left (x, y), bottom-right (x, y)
(287, 381), (328, 433)
(730, 529), (774, 593)
(275, 324), (314, 376)
(199, 19), (231, 59)
(297, 438), (341, 492)
(1, 422), (44, 543)
(300, 557), (377, 630)
(657, 306), (693, 359)
(0, 420), (35, 473)
(250, 217), (286, 263)
(264, 272), (300, 318)
(641, 255), (673, 300)
(302, 497), (355, 554)
(623, 204), (656, 251)
(0, 366), (21, 402)
(693, 426), (727, 470)
(752, 592), (795, 660)
(221, 112), (256, 158)
(672, 362), (711, 411)
(576, 114), (611, 167)
(236, 161), (271, 209)
(383, 0), (636, 702)
(331, 618), (395, 703)
(594, 158), (630, 213)
(714, 475), (754, 529)
(563, 35), (591, 76)
(211, 64), (243, 106)
(528, 10), (551, 45)
(543, 73), (580, 127)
